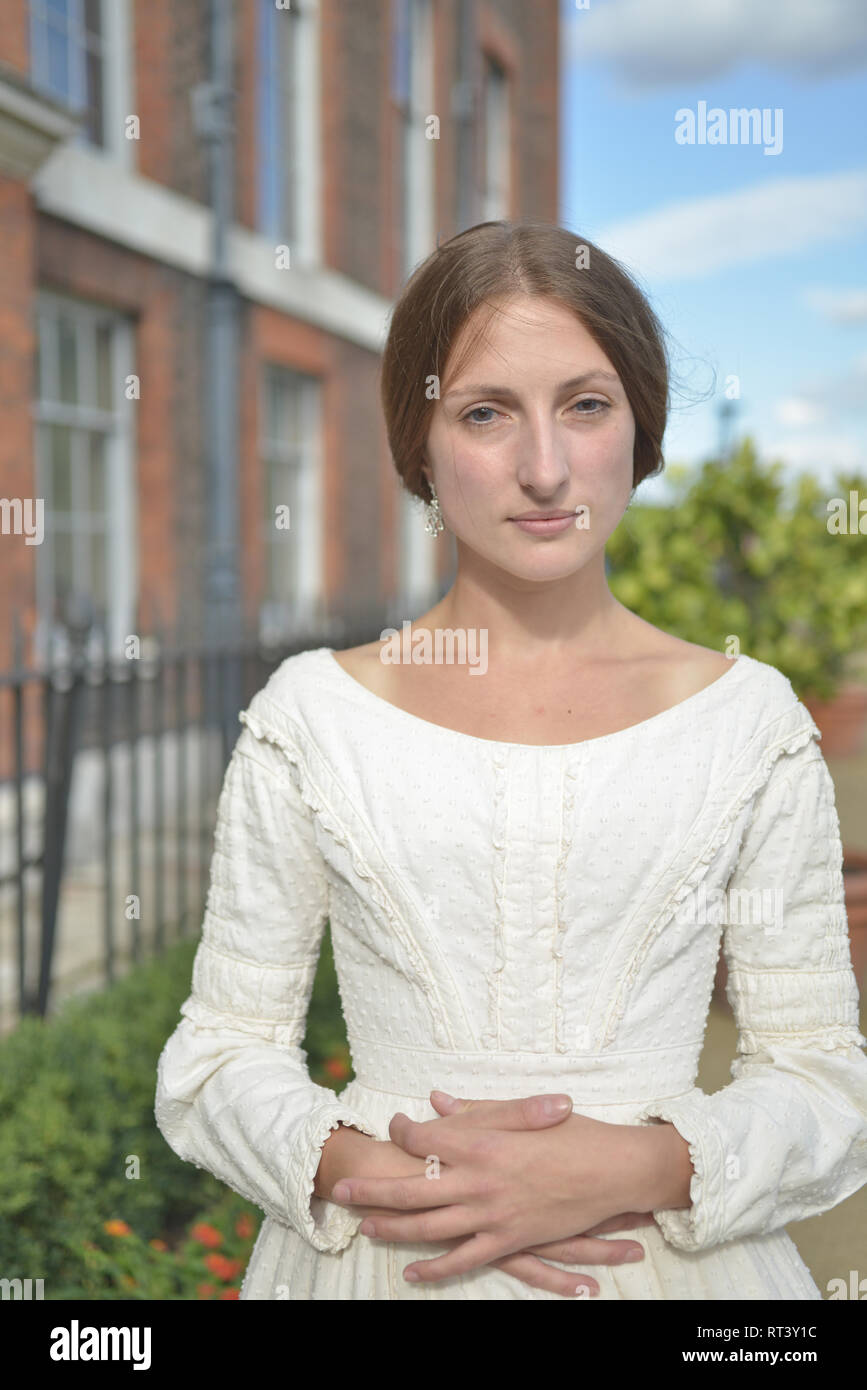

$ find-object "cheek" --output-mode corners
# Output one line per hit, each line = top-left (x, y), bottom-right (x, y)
(569, 423), (634, 478)
(445, 439), (504, 496)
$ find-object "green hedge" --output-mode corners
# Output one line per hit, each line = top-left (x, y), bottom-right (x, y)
(0, 925), (351, 1297)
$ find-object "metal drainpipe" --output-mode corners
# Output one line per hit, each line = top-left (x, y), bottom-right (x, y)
(192, 0), (243, 764)
(453, 0), (479, 232)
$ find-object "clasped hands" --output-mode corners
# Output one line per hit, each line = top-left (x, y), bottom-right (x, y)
(329, 1090), (673, 1296)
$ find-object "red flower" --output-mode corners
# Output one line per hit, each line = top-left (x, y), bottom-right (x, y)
(325, 1056), (350, 1079)
(149, 1238), (168, 1252)
(197, 1283), (217, 1299)
(103, 1220), (132, 1237)
(235, 1213), (255, 1240)
(219, 1288), (240, 1300)
(204, 1253), (243, 1281)
(191, 1222), (223, 1249)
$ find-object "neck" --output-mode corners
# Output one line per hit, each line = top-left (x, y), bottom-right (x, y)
(424, 555), (628, 666)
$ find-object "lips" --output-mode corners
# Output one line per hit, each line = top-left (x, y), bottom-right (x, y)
(510, 511), (576, 521)
(510, 513), (577, 536)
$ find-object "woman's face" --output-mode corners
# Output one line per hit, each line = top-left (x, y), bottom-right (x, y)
(423, 294), (636, 585)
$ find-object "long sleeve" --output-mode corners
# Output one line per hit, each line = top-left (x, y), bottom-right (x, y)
(154, 716), (383, 1254)
(635, 731), (867, 1252)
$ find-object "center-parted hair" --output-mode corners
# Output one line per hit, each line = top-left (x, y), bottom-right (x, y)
(380, 220), (671, 505)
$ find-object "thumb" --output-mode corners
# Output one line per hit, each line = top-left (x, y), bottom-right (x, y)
(429, 1090), (457, 1111)
(429, 1091), (573, 1127)
(524, 1093), (574, 1125)
(429, 1090), (474, 1114)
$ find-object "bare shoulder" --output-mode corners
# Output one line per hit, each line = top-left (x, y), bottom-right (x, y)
(640, 631), (735, 700)
(330, 639), (392, 697)
(613, 606), (729, 681)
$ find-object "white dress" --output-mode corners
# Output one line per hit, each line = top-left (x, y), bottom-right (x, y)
(154, 646), (867, 1299)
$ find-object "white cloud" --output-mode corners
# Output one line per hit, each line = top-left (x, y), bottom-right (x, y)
(769, 353), (867, 445)
(778, 352), (867, 418)
(567, 0), (867, 89)
(596, 169), (867, 280)
(804, 288), (867, 323)
(760, 432), (865, 483)
(775, 398), (826, 428)
(828, 354), (867, 411)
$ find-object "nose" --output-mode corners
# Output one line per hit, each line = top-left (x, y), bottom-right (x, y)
(514, 411), (572, 497)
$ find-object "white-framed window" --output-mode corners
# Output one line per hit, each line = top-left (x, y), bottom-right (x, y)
(392, 0), (437, 610)
(257, 0), (322, 264)
(33, 290), (137, 664)
(29, 0), (133, 165)
(258, 363), (323, 643)
(482, 54), (510, 220)
(392, 0), (435, 279)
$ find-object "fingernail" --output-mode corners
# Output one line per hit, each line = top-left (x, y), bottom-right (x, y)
(431, 1089), (456, 1104)
(332, 1183), (351, 1202)
(624, 1248), (644, 1262)
(542, 1096), (572, 1116)
(404, 1269), (420, 1282)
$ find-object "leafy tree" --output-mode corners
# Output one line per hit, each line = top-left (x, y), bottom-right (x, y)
(606, 437), (867, 700)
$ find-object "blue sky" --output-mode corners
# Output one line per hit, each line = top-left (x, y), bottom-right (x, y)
(559, 0), (867, 501)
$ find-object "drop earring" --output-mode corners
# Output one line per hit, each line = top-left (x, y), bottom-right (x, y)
(423, 480), (445, 536)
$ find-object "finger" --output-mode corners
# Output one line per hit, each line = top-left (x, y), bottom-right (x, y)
(582, 1212), (658, 1236)
(492, 1252), (599, 1298)
(386, 1107), (538, 1167)
(522, 1235), (645, 1265)
(428, 1091), (458, 1111)
(352, 1202), (441, 1224)
(385, 1111), (465, 1165)
(332, 1171), (462, 1211)
(360, 1202), (485, 1246)
(403, 1231), (506, 1284)
(426, 1092), (574, 1130)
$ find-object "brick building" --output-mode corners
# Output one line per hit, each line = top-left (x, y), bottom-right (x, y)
(0, 0), (560, 669)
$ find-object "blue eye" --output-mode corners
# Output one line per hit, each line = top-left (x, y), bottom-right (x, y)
(461, 399), (609, 427)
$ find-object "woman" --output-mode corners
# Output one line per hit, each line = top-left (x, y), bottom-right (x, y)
(155, 221), (867, 1299)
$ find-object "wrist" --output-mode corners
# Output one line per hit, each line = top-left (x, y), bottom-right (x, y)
(314, 1123), (378, 1199)
(637, 1121), (695, 1212)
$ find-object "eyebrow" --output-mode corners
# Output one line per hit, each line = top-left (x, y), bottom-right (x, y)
(443, 371), (621, 402)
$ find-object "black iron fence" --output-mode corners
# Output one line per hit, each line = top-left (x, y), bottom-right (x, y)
(0, 614), (383, 1029)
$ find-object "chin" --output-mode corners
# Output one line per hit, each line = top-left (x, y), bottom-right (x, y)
(491, 543), (599, 584)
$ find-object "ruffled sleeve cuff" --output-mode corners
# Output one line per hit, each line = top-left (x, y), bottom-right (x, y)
(633, 1092), (729, 1252)
(290, 1101), (383, 1253)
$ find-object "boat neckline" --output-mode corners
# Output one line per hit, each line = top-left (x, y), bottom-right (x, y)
(314, 646), (754, 752)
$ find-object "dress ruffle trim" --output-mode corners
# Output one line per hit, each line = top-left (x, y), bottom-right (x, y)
(633, 1092), (727, 1251)
(600, 712), (820, 1048)
(481, 747), (509, 1050)
(291, 1102), (382, 1254)
(553, 761), (578, 1053)
(239, 697), (453, 1049)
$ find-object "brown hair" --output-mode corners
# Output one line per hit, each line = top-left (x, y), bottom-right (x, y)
(380, 220), (671, 505)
